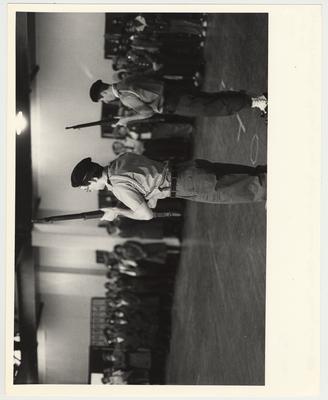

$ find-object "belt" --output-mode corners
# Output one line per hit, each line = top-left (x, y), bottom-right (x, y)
(170, 164), (178, 198)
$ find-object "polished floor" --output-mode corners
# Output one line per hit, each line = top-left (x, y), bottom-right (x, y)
(166, 13), (268, 385)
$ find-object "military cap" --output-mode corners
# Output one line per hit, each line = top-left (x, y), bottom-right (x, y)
(71, 157), (96, 187)
(89, 80), (109, 102)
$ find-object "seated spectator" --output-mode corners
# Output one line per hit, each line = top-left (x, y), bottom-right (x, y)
(112, 132), (191, 162)
(103, 252), (119, 268)
(112, 139), (144, 156)
(107, 369), (129, 385)
(114, 241), (180, 265)
(102, 350), (127, 370)
(113, 121), (193, 141)
(105, 216), (182, 239)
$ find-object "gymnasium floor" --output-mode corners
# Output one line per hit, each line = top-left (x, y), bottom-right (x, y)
(166, 13), (268, 385)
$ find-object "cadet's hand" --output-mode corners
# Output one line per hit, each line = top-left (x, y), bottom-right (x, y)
(100, 207), (119, 221)
(112, 118), (127, 128)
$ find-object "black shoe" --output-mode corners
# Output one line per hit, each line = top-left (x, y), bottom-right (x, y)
(255, 165), (267, 174)
(257, 173), (265, 186)
(260, 110), (268, 124)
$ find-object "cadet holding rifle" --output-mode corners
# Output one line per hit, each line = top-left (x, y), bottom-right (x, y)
(70, 153), (266, 222)
(65, 118), (117, 131)
(32, 209), (180, 224)
(89, 77), (268, 127)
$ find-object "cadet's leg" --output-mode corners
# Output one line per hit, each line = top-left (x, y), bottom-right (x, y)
(194, 159), (267, 176)
(175, 160), (266, 204)
(175, 91), (252, 116)
(174, 91), (267, 117)
(153, 122), (193, 140)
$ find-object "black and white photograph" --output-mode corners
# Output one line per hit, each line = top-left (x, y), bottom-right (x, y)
(14, 10), (268, 386)
(7, 3), (322, 396)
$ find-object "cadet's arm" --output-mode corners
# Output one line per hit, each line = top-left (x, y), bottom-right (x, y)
(101, 202), (154, 221)
(117, 202), (154, 220)
(114, 110), (154, 127)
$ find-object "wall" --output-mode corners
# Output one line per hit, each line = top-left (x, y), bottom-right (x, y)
(37, 291), (99, 384)
(33, 13), (116, 211)
(36, 270), (106, 384)
(31, 13), (116, 383)
(30, 13), (180, 384)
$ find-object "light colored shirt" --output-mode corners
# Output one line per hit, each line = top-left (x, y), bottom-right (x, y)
(111, 85), (121, 99)
(117, 299), (129, 307)
(114, 76), (165, 126)
(121, 259), (137, 267)
(126, 128), (152, 140)
(118, 264), (137, 277)
(135, 15), (147, 31)
(106, 153), (171, 210)
(117, 90), (161, 114)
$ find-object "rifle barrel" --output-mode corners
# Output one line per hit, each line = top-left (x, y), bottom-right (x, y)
(32, 210), (181, 224)
(32, 210), (104, 223)
(65, 119), (114, 130)
(153, 211), (181, 218)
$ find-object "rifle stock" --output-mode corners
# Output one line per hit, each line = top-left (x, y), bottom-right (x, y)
(32, 210), (105, 223)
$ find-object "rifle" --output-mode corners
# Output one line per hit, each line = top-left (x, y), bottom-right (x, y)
(65, 119), (117, 131)
(65, 115), (171, 131)
(32, 209), (181, 224)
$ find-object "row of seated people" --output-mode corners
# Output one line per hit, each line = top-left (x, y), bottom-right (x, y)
(99, 243), (179, 384)
(102, 241), (180, 278)
(96, 189), (184, 384)
(107, 13), (208, 87)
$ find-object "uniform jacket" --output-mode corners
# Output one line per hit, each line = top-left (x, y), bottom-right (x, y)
(115, 75), (164, 113)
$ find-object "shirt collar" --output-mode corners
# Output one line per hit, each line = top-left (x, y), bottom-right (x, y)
(105, 167), (113, 189)
(111, 84), (120, 98)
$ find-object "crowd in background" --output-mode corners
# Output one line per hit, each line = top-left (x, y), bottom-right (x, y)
(107, 13), (207, 86)
(96, 13), (208, 384)
(98, 220), (182, 384)
(101, 13), (208, 159)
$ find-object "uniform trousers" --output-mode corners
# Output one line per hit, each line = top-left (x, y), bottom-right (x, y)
(163, 84), (252, 116)
(172, 160), (267, 204)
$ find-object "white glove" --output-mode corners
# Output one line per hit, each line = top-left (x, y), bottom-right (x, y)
(100, 208), (118, 221)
